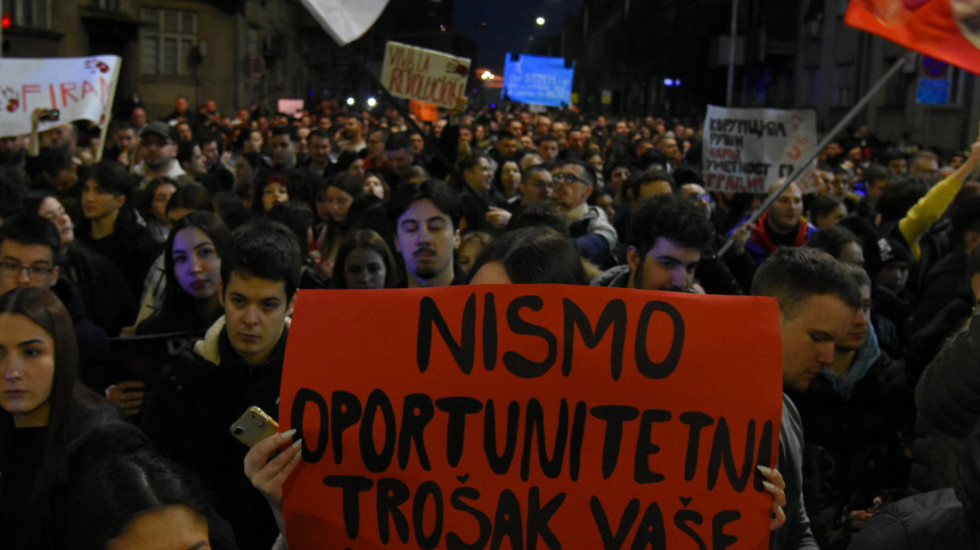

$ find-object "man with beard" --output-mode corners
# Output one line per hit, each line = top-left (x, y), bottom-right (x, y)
(732, 180), (815, 266)
(591, 194), (712, 291)
(303, 129), (337, 178)
(269, 126), (299, 171)
(337, 115), (367, 152)
(133, 121), (191, 189)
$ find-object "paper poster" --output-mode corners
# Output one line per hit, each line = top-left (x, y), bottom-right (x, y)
(281, 285), (783, 549)
(703, 105), (819, 194)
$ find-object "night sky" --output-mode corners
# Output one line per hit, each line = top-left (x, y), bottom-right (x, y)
(453, 0), (584, 73)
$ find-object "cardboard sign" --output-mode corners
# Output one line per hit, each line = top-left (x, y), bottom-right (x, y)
(846, 0), (980, 76)
(380, 41), (470, 109)
(502, 54), (575, 108)
(0, 56), (121, 138)
(703, 105), (819, 194)
(281, 285), (783, 549)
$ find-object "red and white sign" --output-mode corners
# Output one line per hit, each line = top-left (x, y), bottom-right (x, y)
(0, 55), (121, 138)
(703, 105), (819, 194)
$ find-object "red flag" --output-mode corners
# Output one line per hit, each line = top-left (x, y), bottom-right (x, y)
(845, 0), (980, 75)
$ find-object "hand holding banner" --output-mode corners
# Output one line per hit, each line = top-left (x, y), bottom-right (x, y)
(280, 285), (783, 549)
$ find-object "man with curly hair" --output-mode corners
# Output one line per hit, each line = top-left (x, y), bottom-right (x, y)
(591, 193), (712, 291)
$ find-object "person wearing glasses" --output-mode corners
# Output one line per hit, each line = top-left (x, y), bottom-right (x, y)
(0, 214), (112, 394)
(552, 160), (618, 267)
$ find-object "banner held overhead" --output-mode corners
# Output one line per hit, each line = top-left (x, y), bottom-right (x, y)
(380, 41), (471, 109)
(703, 105), (819, 194)
(0, 55), (121, 139)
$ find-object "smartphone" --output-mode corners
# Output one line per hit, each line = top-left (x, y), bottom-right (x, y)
(230, 406), (279, 447)
(39, 110), (60, 122)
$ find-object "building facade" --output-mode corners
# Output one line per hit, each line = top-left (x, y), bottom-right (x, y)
(2, 0), (347, 119)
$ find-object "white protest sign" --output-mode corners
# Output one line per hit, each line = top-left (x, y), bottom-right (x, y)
(0, 56), (121, 138)
(380, 41), (470, 109)
(703, 106), (819, 194)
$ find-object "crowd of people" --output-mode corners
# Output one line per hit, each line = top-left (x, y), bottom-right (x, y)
(1, 93), (979, 549)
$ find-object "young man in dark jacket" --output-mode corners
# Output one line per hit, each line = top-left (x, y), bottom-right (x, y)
(142, 218), (302, 550)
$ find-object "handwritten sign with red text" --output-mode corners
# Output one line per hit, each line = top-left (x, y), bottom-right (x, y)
(0, 56), (121, 138)
(380, 41), (470, 109)
(281, 285), (783, 549)
(703, 105), (818, 194)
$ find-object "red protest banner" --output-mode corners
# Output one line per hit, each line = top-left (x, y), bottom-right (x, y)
(280, 285), (783, 549)
(845, 0), (980, 75)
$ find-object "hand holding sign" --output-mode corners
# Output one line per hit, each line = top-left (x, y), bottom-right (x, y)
(244, 429), (304, 538)
(758, 465), (787, 530)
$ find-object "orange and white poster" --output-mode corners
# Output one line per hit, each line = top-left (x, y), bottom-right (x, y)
(281, 285), (783, 549)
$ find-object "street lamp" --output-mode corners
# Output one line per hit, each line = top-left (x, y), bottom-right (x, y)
(346, 97), (355, 106)
(366, 97), (377, 107)
(535, 17), (545, 26)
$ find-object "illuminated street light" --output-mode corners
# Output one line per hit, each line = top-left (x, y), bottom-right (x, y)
(536, 17), (545, 26)
(481, 71), (494, 80)
(366, 97), (377, 107)
(346, 97), (355, 106)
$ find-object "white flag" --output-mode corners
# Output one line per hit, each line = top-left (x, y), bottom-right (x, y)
(298, 0), (390, 46)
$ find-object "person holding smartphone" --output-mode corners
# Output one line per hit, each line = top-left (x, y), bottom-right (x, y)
(142, 219), (302, 550)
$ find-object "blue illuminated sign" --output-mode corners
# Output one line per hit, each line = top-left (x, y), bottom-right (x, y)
(502, 53), (575, 108)
(916, 78), (950, 105)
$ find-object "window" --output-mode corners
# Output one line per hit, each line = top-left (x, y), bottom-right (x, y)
(140, 8), (197, 77)
(6, 0), (50, 29)
(90, 0), (122, 11)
